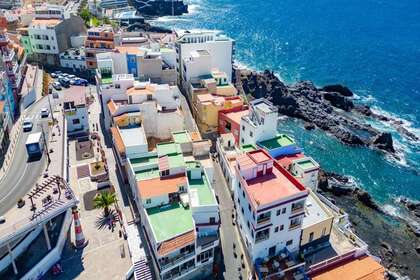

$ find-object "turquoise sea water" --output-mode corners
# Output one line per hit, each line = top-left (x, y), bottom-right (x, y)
(151, 0), (420, 207)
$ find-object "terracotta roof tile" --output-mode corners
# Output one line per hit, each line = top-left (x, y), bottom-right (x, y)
(311, 256), (385, 280)
(137, 174), (187, 199)
(110, 127), (125, 155)
(157, 230), (195, 256)
(107, 99), (117, 115)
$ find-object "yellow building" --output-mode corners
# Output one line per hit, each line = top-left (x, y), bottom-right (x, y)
(112, 111), (142, 128)
(193, 94), (243, 134)
(300, 191), (334, 252)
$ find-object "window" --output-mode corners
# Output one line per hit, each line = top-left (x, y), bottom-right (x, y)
(250, 131), (253, 137)
(146, 198), (151, 204)
(286, 240), (293, 246)
(241, 138), (244, 144)
(309, 232), (314, 242)
(257, 212), (271, 224)
(242, 125), (245, 131)
(115, 84), (121, 89)
(280, 224), (284, 231)
(241, 207), (244, 214)
(261, 117), (264, 124)
(197, 248), (213, 263)
(290, 217), (302, 230)
(255, 228), (270, 243)
(209, 217), (216, 224)
(291, 201), (305, 212)
(225, 121), (231, 131)
(275, 226), (279, 233)
(247, 221), (250, 229)
(282, 207), (286, 214)
(147, 94), (153, 101)
(237, 197), (240, 204)
(276, 209), (281, 216)
(72, 119), (80, 124)
(322, 227), (326, 236)
(248, 204), (251, 211)
(242, 190), (245, 198)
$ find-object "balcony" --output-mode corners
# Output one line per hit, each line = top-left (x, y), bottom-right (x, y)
(289, 222), (301, 231)
(256, 215), (271, 225)
(255, 232), (270, 243)
(159, 251), (195, 271)
(291, 205), (304, 215)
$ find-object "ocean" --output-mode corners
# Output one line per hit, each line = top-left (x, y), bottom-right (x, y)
(151, 0), (420, 209)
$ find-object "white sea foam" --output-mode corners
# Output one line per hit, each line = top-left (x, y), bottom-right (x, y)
(382, 204), (401, 217)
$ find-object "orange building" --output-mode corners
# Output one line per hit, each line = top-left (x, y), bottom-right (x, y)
(85, 26), (114, 69)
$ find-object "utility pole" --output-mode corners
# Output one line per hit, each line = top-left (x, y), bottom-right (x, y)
(39, 123), (51, 165)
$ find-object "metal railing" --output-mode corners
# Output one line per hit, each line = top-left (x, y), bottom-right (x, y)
(159, 251), (195, 271)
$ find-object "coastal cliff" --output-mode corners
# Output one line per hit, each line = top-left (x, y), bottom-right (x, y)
(235, 69), (414, 154)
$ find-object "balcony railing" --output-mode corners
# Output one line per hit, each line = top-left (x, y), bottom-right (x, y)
(159, 251), (195, 271)
(291, 205), (304, 214)
(256, 216), (271, 225)
(289, 222), (301, 231)
(255, 233), (270, 244)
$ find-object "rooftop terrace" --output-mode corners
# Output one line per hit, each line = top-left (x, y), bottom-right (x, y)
(302, 192), (333, 228)
(172, 130), (191, 144)
(258, 134), (295, 150)
(146, 203), (193, 242)
(135, 168), (160, 181)
(187, 172), (216, 207)
(130, 155), (158, 170)
(156, 142), (182, 156)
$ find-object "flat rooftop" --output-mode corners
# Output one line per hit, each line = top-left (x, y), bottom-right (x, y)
(146, 203), (193, 242)
(137, 174), (187, 199)
(276, 152), (305, 168)
(135, 168), (160, 181)
(295, 157), (319, 170)
(158, 153), (185, 171)
(187, 172), (216, 206)
(172, 130), (191, 144)
(258, 134), (295, 150)
(130, 155), (158, 170)
(0, 176), (77, 245)
(224, 109), (249, 125)
(120, 126), (147, 148)
(156, 142), (182, 156)
(302, 192), (333, 228)
(238, 150), (306, 209)
(241, 144), (257, 153)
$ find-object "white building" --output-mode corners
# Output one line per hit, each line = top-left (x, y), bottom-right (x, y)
(175, 30), (234, 91)
(289, 157), (320, 191)
(101, 74), (184, 140)
(234, 149), (308, 261)
(63, 87), (89, 136)
(28, 5), (86, 65)
(59, 47), (87, 70)
(240, 98), (278, 146)
(181, 50), (212, 85)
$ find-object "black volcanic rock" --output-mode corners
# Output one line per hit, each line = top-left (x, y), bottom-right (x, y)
(322, 91), (354, 111)
(354, 105), (373, 116)
(371, 132), (395, 153)
(304, 122), (315, 130)
(236, 68), (396, 154)
(321, 84), (354, 97)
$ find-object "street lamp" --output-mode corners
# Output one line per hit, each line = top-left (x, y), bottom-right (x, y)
(47, 86), (55, 123)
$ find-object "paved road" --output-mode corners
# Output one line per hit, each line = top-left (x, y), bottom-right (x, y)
(0, 97), (52, 216)
(213, 159), (251, 280)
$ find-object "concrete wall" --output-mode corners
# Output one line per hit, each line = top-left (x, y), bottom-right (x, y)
(301, 216), (333, 247)
(142, 194), (169, 209)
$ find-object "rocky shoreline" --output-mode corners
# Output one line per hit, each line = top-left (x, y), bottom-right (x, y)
(235, 68), (418, 156)
(318, 170), (420, 279)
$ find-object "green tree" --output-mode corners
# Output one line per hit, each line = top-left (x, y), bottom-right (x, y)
(93, 191), (117, 217)
(80, 8), (91, 25)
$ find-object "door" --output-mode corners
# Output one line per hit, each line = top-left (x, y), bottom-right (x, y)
(268, 246), (276, 256)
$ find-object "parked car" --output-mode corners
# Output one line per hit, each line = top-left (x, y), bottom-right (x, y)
(70, 79), (77, 85)
(57, 75), (64, 80)
(59, 77), (70, 88)
(22, 118), (33, 132)
(68, 74), (76, 79)
(52, 81), (62, 90)
(79, 78), (89, 86)
(54, 71), (62, 76)
(50, 72), (57, 78)
(40, 108), (49, 118)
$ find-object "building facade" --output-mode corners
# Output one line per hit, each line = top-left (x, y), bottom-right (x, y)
(59, 47), (87, 70)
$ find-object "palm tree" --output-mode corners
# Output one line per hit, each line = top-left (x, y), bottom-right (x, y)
(93, 191), (117, 217)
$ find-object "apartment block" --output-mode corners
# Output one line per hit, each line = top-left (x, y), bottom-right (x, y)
(175, 30), (234, 91)
(59, 47), (87, 71)
(234, 149), (309, 261)
(63, 87), (89, 137)
(85, 26), (114, 69)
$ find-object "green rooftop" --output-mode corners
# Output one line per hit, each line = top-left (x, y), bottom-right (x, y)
(146, 203), (193, 242)
(135, 168), (160, 181)
(101, 76), (113, 85)
(130, 155), (158, 170)
(167, 153), (185, 169)
(296, 159), (317, 169)
(241, 144), (257, 153)
(156, 142), (182, 156)
(172, 131), (191, 144)
(258, 134), (295, 150)
(187, 172), (216, 206)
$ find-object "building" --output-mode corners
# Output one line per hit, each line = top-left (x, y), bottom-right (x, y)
(124, 138), (218, 280)
(17, 28), (32, 56)
(0, 0), (22, 9)
(300, 191), (334, 254)
(0, 177), (78, 280)
(310, 255), (385, 280)
(218, 107), (249, 144)
(63, 86), (89, 137)
(240, 98), (278, 146)
(97, 45), (177, 84)
(59, 47), (87, 70)
(234, 149), (309, 261)
(277, 154), (320, 191)
(0, 100), (11, 167)
(28, 5), (86, 65)
(85, 26), (114, 69)
(175, 30), (234, 91)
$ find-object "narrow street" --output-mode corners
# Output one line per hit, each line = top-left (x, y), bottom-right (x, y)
(212, 158), (251, 280)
